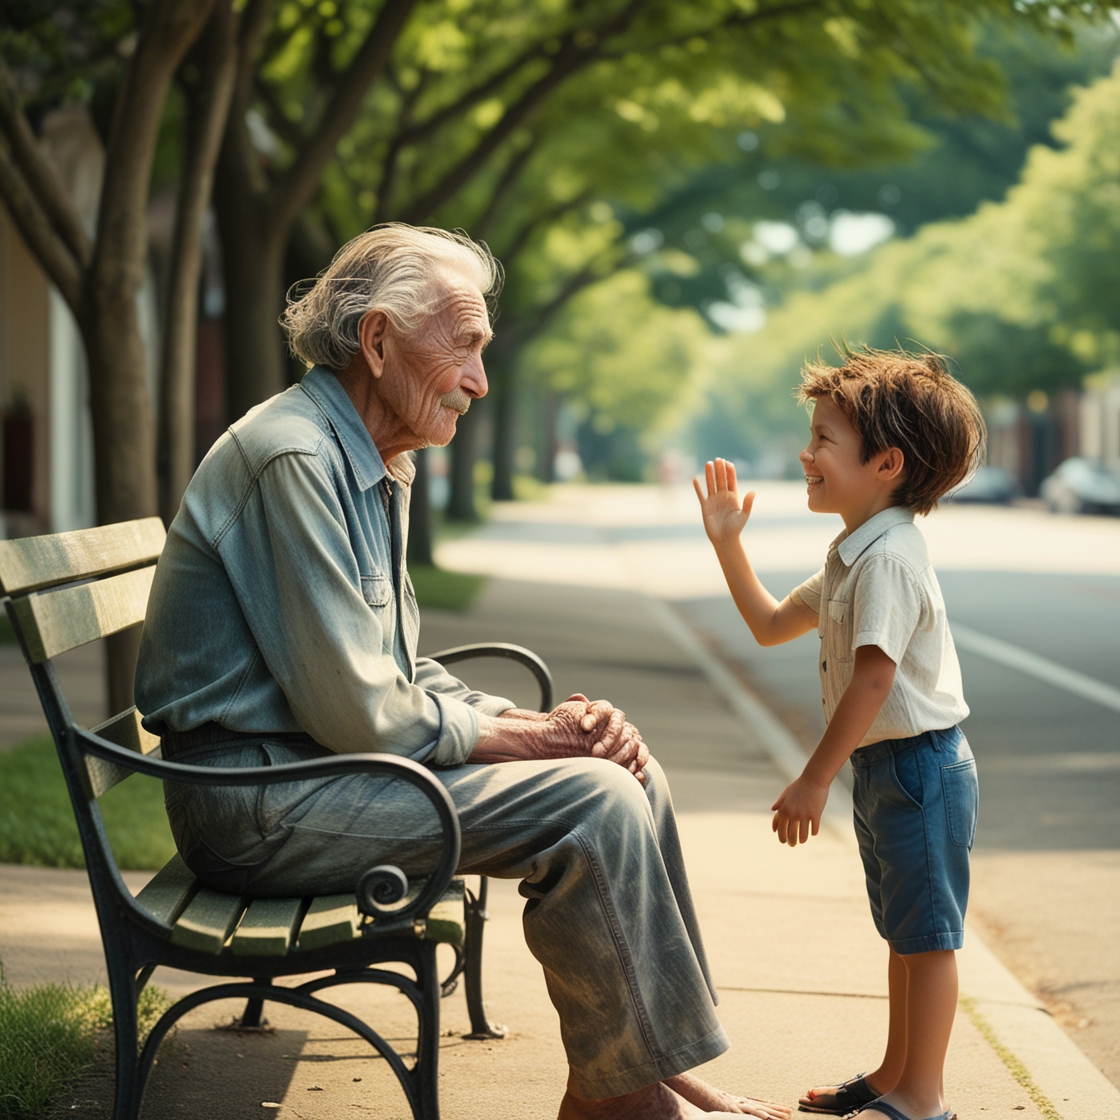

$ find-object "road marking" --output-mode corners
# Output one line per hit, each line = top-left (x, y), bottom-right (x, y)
(952, 623), (1120, 715)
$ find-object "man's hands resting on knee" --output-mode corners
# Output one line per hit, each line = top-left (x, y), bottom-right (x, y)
(469, 694), (649, 783)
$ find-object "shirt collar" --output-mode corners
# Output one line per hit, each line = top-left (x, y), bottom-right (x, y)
(299, 365), (419, 490)
(835, 505), (915, 567)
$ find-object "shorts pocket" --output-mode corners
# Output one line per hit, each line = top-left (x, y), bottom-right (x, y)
(942, 758), (978, 849)
(889, 746), (924, 809)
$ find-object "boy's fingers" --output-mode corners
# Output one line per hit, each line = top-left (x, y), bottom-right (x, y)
(727, 460), (737, 490)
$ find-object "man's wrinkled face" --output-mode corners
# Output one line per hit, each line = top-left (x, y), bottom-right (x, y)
(384, 280), (491, 448)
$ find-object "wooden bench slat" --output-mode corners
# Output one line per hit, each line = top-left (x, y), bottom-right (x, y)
(134, 854), (198, 927)
(171, 888), (246, 954)
(11, 565), (155, 663)
(231, 897), (305, 956)
(297, 894), (360, 951)
(0, 517), (165, 595)
(86, 708), (162, 797)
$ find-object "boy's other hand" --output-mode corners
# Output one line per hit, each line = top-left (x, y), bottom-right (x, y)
(771, 774), (829, 847)
(694, 458), (756, 547)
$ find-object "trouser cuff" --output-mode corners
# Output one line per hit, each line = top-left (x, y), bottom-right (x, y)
(567, 1023), (730, 1100)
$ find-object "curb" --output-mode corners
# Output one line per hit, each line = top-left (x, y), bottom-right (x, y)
(645, 593), (1120, 1120)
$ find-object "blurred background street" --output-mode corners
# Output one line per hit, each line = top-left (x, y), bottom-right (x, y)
(438, 481), (1120, 1089)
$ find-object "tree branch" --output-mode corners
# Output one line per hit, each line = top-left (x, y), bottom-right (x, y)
(400, 0), (648, 223)
(0, 136), (83, 313)
(0, 58), (92, 271)
(472, 135), (541, 241)
(92, 0), (218, 298)
(497, 191), (591, 269)
(268, 0), (418, 233)
(372, 70), (427, 222)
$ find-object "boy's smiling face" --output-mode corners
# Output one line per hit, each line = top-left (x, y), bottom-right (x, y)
(800, 395), (904, 531)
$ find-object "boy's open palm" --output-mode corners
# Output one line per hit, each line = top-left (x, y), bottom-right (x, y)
(694, 458), (756, 546)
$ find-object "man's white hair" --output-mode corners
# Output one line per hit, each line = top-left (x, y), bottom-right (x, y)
(281, 224), (502, 371)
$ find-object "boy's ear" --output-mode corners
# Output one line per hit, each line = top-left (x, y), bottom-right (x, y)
(876, 446), (905, 483)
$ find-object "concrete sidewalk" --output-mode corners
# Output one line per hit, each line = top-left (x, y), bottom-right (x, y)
(2, 573), (1118, 1118)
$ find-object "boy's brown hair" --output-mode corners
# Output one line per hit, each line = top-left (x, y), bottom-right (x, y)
(797, 346), (986, 515)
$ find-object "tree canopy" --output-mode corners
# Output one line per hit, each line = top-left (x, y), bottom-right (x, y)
(683, 51), (1120, 469)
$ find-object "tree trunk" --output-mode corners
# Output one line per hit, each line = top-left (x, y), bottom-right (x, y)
(447, 403), (484, 521)
(158, 2), (239, 524)
(539, 390), (560, 483)
(407, 447), (433, 567)
(490, 358), (516, 501)
(219, 210), (288, 419)
(81, 291), (159, 715)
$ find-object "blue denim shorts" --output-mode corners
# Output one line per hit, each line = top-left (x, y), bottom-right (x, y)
(850, 726), (978, 955)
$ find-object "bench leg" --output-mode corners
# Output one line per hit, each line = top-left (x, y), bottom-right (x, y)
(238, 978), (271, 1028)
(463, 876), (507, 1039)
(413, 940), (443, 1120)
(108, 965), (143, 1120)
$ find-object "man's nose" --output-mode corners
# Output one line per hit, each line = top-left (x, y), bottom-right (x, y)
(799, 446), (812, 463)
(464, 354), (488, 399)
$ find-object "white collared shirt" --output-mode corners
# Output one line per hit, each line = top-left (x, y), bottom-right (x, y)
(790, 506), (968, 746)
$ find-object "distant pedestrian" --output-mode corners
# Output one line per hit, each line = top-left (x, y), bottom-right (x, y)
(694, 347), (985, 1120)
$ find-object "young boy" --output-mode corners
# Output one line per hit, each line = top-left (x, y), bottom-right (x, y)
(694, 348), (984, 1120)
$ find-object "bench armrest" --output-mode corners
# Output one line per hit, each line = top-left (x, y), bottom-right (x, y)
(73, 727), (459, 933)
(429, 642), (553, 713)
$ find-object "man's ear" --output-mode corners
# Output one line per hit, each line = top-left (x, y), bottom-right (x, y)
(876, 446), (905, 483)
(357, 310), (390, 379)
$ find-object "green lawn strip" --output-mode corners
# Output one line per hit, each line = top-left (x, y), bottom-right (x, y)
(0, 736), (174, 871)
(0, 969), (171, 1120)
(409, 564), (485, 612)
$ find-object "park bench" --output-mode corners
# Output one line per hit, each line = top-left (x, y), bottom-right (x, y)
(0, 516), (553, 1120)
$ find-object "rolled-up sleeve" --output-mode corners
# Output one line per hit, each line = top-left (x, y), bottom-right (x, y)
(217, 452), (495, 766)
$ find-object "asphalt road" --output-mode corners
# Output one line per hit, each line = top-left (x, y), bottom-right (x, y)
(439, 481), (1120, 1086)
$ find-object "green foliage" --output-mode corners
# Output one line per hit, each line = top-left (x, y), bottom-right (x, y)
(684, 54), (1120, 461)
(0, 736), (175, 871)
(0, 972), (171, 1120)
(409, 565), (486, 612)
(521, 269), (708, 432)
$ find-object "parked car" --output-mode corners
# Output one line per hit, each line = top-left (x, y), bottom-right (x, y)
(946, 464), (1019, 504)
(1040, 457), (1120, 515)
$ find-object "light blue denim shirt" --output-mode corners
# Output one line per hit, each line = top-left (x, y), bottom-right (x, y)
(135, 365), (514, 765)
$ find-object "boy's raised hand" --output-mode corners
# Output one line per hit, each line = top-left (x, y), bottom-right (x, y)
(693, 458), (756, 547)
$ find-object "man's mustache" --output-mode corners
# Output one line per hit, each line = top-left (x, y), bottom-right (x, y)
(441, 389), (472, 415)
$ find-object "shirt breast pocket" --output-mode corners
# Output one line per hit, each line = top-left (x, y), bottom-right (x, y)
(824, 597), (853, 663)
(361, 573), (392, 608)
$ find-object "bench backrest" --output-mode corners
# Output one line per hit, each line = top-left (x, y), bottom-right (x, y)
(0, 517), (167, 878)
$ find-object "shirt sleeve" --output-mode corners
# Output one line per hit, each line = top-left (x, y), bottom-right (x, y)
(850, 552), (924, 664)
(412, 657), (517, 718)
(217, 451), (488, 766)
(789, 566), (825, 617)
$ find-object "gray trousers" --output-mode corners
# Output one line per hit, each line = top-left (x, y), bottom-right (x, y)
(165, 738), (728, 1098)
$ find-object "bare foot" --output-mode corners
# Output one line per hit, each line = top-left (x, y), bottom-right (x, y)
(559, 1081), (749, 1120)
(667, 1073), (792, 1119)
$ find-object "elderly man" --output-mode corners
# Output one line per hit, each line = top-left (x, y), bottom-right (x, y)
(136, 225), (789, 1120)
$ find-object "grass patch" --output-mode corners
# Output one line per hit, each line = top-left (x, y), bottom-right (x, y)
(409, 565), (485, 612)
(0, 969), (171, 1120)
(0, 736), (175, 871)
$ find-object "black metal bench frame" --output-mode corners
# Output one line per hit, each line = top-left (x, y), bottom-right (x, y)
(0, 518), (553, 1120)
